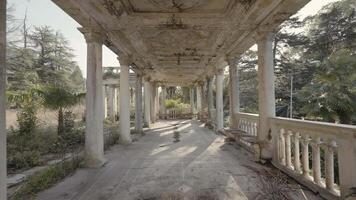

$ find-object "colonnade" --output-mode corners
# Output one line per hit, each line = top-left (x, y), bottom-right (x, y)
(0, 7), (277, 196)
(187, 31), (276, 160)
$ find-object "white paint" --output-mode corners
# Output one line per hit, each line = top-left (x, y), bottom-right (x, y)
(107, 86), (115, 120)
(196, 85), (202, 116)
(216, 71), (224, 131)
(207, 78), (214, 120)
(83, 30), (106, 167)
(119, 63), (132, 144)
(135, 75), (143, 133)
(144, 81), (151, 127)
(257, 32), (276, 160)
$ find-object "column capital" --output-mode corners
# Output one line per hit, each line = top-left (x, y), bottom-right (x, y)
(255, 30), (275, 43)
(117, 54), (132, 66)
(226, 55), (239, 66)
(79, 27), (106, 43)
(215, 68), (224, 75)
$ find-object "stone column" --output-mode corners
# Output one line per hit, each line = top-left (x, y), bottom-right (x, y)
(160, 86), (167, 117)
(155, 87), (159, 120)
(150, 82), (157, 123)
(0, 1), (7, 198)
(102, 85), (107, 120)
(144, 80), (151, 127)
(207, 77), (214, 120)
(135, 74), (143, 134)
(216, 69), (224, 131)
(196, 84), (202, 118)
(227, 57), (240, 128)
(107, 86), (115, 120)
(82, 29), (106, 167)
(190, 87), (195, 114)
(119, 57), (132, 144)
(116, 89), (120, 117)
(257, 32), (276, 160)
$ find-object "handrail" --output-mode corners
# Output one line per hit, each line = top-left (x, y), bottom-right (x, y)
(270, 117), (356, 200)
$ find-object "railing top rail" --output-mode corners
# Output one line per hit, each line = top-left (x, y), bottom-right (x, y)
(236, 112), (259, 118)
(270, 117), (356, 139)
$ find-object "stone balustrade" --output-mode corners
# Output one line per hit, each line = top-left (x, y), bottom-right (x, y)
(270, 117), (356, 200)
(233, 112), (259, 152)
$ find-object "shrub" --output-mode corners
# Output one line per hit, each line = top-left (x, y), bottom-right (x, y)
(7, 150), (41, 171)
(11, 158), (82, 200)
(17, 103), (38, 136)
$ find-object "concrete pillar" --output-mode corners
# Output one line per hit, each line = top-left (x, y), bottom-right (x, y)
(155, 87), (159, 119)
(257, 32), (276, 160)
(160, 86), (167, 116)
(119, 58), (132, 144)
(116, 89), (120, 117)
(216, 70), (224, 131)
(228, 57), (240, 128)
(150, 82), (157, 123)
(103, 85), (107, 120)
(190, 88), (195, 114)
(135, 74), (143, 134)
(82, 29), (106, 167)
(144, 80), (151, 127)
(207, 77), (214, 120)
(0, 1), (7, 198)
(196, 85), (202, 118)
(107, 86), (115, 120)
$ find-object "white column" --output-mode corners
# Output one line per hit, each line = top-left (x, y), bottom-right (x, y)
(102, 85), (107, 120)
(257, 31), (276, 160)
(227, 57), (240, 128)
(207, 77), (214, 120)
(190, 88), (195, 114)
(144, 80), (151, 127)
(135, 74), (143, 134)
(0, 1), (7, 198)
(119, 58), (132, 144)
(150, 82), (157, 123)
(196, 85), (202, 118)
(82, 29), (106, 167)
(116, 89), (120, 117)
(155, 86), (159, 119)
(216, 69), (224, 131)
(107, 86), (115, 120)
(160, 86), (166, 116)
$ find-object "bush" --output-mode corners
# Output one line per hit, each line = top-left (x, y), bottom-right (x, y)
(11, 158), (82, 200)
(17, 103), (38, 136)
(7, 150), (41, 170)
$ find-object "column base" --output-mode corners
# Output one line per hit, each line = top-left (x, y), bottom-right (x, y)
(120, 136), (132, 145)
(85, 156), (108, 168)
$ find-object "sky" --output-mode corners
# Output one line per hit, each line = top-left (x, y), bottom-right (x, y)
(8, 0), (340, 77)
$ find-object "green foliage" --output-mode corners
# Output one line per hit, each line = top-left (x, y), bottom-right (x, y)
(165, 99), (180, 109)
(6, 25), (85, 93)
(37, 85), (85, 135)
(299, 50), (356, 123)
(16, 102), (38, 135)
(7, 150), (41, 171)
(11, 158), (82, 200)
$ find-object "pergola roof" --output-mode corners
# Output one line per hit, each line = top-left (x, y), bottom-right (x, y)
(52, 0), (309, 85)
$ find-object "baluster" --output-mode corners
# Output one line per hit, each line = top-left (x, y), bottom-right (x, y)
(301, 134), (312, 180)
(285, 130), (292, 169)
(325, 140), (337, 194)
(253, 122), (257, 136)
(248, 122), (252, 135)
(279, 129), (286, 165)
(294, 132), (301, 173)
(312, 137), (322, 186)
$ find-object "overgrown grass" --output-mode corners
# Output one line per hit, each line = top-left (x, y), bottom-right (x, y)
(11, 157), (82, 200)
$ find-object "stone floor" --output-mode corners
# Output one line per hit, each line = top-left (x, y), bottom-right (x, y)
(37, 120), (322, 200)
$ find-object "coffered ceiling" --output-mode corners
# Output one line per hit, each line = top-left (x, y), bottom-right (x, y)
(52, 0), (310, 85)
